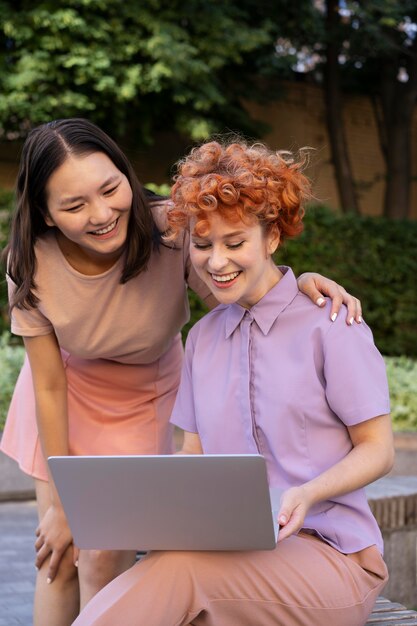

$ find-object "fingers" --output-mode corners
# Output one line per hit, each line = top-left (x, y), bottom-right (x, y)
(329, 293), (344, 323)
(331, 291), (363, 325)
(277, 508), (304, 542)
(298, 273), (328, 307)
(34, 532), (43, 552)
(34, 531), (73, 583)
(73, 545), (80, 568)
(276, 486), (310, 542)
(46, 548), (66, 584)
(309, 290), (327, 308)
(35, 537), (51, 571)
(35, 541), (68, 583)
(346, 296), (362, 325)
(297, 272), (363, 324)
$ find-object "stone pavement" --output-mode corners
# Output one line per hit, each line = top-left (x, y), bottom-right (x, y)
(0, 500), (37, 626)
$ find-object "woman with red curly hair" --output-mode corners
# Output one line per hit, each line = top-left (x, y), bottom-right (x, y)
(74, 140), (393, 626)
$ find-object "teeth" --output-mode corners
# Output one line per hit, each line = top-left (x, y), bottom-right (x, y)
(91, 219), (117, 235)
(212, 271), (240, 283)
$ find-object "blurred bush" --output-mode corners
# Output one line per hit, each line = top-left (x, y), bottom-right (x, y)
(385, 356), (417, 431)
(276, 205), (417, 357)
(0, 189), (13, 335)
(0, 332), (24, 430)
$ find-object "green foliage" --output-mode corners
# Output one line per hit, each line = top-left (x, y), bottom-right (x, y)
(182, 288), (209, 339)
(0, 188), (13, 335)
(0, 188), (13, 247)
(276, 205), (417, 357)
(0, 332), (24, 431)
(0, 0), (279, 143)
(386, 356), (417, 431)
(144, 182), (171, 197)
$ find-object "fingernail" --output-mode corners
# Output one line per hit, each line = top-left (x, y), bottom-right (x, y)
(316, 297), (325, 306)
(75, 560), (79, 568)
(358, 316), (362, 323)
(47, 577), (52, 584)
(348, 317), (354, 325)
(279, 515), (287, 524)
(331, 313), (337, 322)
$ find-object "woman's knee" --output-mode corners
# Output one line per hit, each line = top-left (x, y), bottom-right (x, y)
(38, 544), (78, 587)
(78, 550), (135, 590)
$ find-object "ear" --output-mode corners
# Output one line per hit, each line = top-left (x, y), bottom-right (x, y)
(44, 212), (55, 227)
(266, 224), (280, 255)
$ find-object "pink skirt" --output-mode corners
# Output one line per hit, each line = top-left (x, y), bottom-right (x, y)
(0, 336), (183, 481)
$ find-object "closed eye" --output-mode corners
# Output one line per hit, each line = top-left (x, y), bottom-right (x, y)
(65, 204), (84, 212)
(226, 241), (244, 249)
(193, 242), (211, 250)
(103, 184), (119, 196)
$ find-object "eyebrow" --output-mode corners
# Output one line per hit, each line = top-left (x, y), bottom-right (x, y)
(191, 230), (247, 240)
(58, 175), (120, 207)
(223, 230), (246, 238)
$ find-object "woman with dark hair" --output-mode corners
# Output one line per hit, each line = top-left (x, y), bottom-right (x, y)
(74, 140), (393, 626)
(1, 119), (362, 625)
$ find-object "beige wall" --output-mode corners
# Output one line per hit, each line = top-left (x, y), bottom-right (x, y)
(246, 81), (417, 219)
(1, 82), (416, 218)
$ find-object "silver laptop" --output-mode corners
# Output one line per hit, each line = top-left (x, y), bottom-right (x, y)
(48, 454), (281, 551)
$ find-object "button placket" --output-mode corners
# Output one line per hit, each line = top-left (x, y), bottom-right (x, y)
(239, 311), (260, 452)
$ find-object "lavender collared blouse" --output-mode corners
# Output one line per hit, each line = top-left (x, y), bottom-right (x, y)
(171, 267), (390, 554)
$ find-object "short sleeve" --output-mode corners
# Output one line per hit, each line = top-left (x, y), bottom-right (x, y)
(6, 274), (53, 337)
(323, 317), (390, 425)
(170, 330), (198, 432)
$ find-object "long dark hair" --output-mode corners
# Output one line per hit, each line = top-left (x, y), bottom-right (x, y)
(5, 118), (161, 309)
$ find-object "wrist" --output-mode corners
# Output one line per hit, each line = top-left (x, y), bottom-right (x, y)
(300, 481), (321, 509)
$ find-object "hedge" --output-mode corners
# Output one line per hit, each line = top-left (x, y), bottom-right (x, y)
(275, 205), (417, 357)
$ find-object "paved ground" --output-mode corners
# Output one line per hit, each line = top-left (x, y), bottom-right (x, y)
(0, 500), (37, 626)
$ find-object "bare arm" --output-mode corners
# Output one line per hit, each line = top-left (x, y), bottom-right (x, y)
(24, 333), (69, 464)
(176, 430), (203, 455)
(278, 413), (394, 541)
(24, 333), (74, 581)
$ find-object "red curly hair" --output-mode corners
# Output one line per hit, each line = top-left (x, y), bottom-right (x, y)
(168, 140), (312, 242)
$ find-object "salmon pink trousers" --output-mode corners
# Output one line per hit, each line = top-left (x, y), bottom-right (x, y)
(73, 532), (388, 626)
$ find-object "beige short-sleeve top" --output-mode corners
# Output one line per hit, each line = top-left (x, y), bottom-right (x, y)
(8, 218), (213, 365)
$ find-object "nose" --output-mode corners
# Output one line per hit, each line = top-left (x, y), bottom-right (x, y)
(207, 245), (228, 272)
(89, 198), (113, 226)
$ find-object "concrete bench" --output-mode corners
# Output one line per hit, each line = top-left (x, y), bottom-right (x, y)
(367, 597), (417, 624)
(366, 476), (417, 609)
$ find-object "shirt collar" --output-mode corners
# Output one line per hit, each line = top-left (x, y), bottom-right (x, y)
(225, 266), (299, 338)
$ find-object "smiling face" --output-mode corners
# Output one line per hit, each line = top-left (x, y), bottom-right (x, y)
(190, 212), (281, 309)
(45, 151), (133, 267)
